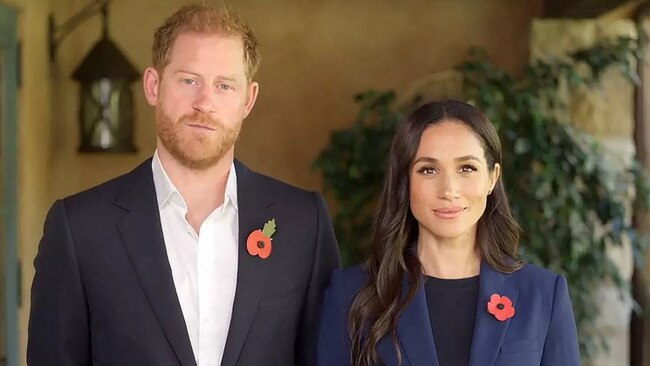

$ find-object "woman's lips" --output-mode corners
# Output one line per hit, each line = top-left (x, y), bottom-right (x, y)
(433, 207), (465, 219)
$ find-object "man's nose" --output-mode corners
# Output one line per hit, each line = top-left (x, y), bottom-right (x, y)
(192, 85), (216, 113)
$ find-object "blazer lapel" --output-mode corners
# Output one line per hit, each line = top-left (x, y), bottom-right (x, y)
(220, 161), (275, 366)
(393, 278), (439, 366)
(468, 262), (519, 366)
(115, 159), (197, 366)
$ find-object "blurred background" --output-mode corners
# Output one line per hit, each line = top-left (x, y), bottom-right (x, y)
(2, 0), (650, 365)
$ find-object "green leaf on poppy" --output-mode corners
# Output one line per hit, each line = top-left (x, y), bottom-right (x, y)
(262, 219), (276, 238)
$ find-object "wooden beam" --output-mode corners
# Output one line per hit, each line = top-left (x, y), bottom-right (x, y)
(544, 0), (633, 18)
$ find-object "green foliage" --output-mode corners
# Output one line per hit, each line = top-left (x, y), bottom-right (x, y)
(313, 36), (649, 359)
(313, 91), (406, 265)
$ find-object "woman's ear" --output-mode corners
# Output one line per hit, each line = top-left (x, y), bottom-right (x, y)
(489, 163), (501, 194)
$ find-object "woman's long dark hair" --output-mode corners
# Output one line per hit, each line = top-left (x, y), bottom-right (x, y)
(348, 100), (523, 366)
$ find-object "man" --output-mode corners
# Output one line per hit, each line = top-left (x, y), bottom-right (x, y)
(27, 4), (340, 366)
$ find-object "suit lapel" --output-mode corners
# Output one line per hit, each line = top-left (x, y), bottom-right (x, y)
(221, 161), (275, 366)
(392, 278), (439, 366)
(115, 159), (196, 366)
(468, 262), (518, 366)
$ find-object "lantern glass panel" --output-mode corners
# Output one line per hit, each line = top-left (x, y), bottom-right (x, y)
(79, 77), (136, 152)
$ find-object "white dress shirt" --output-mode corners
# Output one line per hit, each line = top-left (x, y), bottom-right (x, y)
(152, 151), (239, 366)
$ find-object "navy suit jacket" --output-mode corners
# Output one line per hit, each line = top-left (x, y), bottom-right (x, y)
(28, 159), (341, 366)
(318, 261), (580, 366)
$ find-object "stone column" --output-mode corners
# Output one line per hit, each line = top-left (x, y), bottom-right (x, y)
(634, 13), (650, 366)
(530, 19), (637, 366)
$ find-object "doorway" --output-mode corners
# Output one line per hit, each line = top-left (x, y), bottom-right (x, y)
(0, 3), (19, 366)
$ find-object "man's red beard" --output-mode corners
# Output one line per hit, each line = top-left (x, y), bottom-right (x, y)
(155, 106), (241, 171)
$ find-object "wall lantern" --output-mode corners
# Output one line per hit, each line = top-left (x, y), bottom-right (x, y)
(49, 0), (139, 153)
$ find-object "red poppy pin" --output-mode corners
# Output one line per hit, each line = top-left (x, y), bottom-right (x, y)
(487, 293), (515, 321)
(246, 219), (276, 259)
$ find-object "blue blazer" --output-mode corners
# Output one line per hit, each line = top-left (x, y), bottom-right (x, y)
(318, 261), (580, 366)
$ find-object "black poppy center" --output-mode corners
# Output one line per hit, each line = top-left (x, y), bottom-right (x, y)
(497, 303), (505, 310)
(257, 240), (265, 249)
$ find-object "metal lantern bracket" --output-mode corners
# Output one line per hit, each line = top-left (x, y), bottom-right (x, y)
(49, 0), (112, 62)
(48, 0), (140, 153)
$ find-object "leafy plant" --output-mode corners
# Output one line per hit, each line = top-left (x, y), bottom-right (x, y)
(313, 36), (649, 359)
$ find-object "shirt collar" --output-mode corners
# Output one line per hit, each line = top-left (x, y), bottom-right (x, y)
(151, 150), (238, 212)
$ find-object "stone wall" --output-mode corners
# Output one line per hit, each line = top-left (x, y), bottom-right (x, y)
(635, 13), (650, 366)
(531, 19), (638, 366)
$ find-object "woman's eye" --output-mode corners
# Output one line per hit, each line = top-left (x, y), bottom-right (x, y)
(418, 167), (436, 175)
(459, 165), (477, 173)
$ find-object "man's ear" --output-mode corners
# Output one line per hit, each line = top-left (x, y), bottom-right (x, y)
(242, 81), (259, 118)
(143, 67), (161, 106)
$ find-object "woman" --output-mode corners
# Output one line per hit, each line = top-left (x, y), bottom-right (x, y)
(317, 100), (580, 366)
